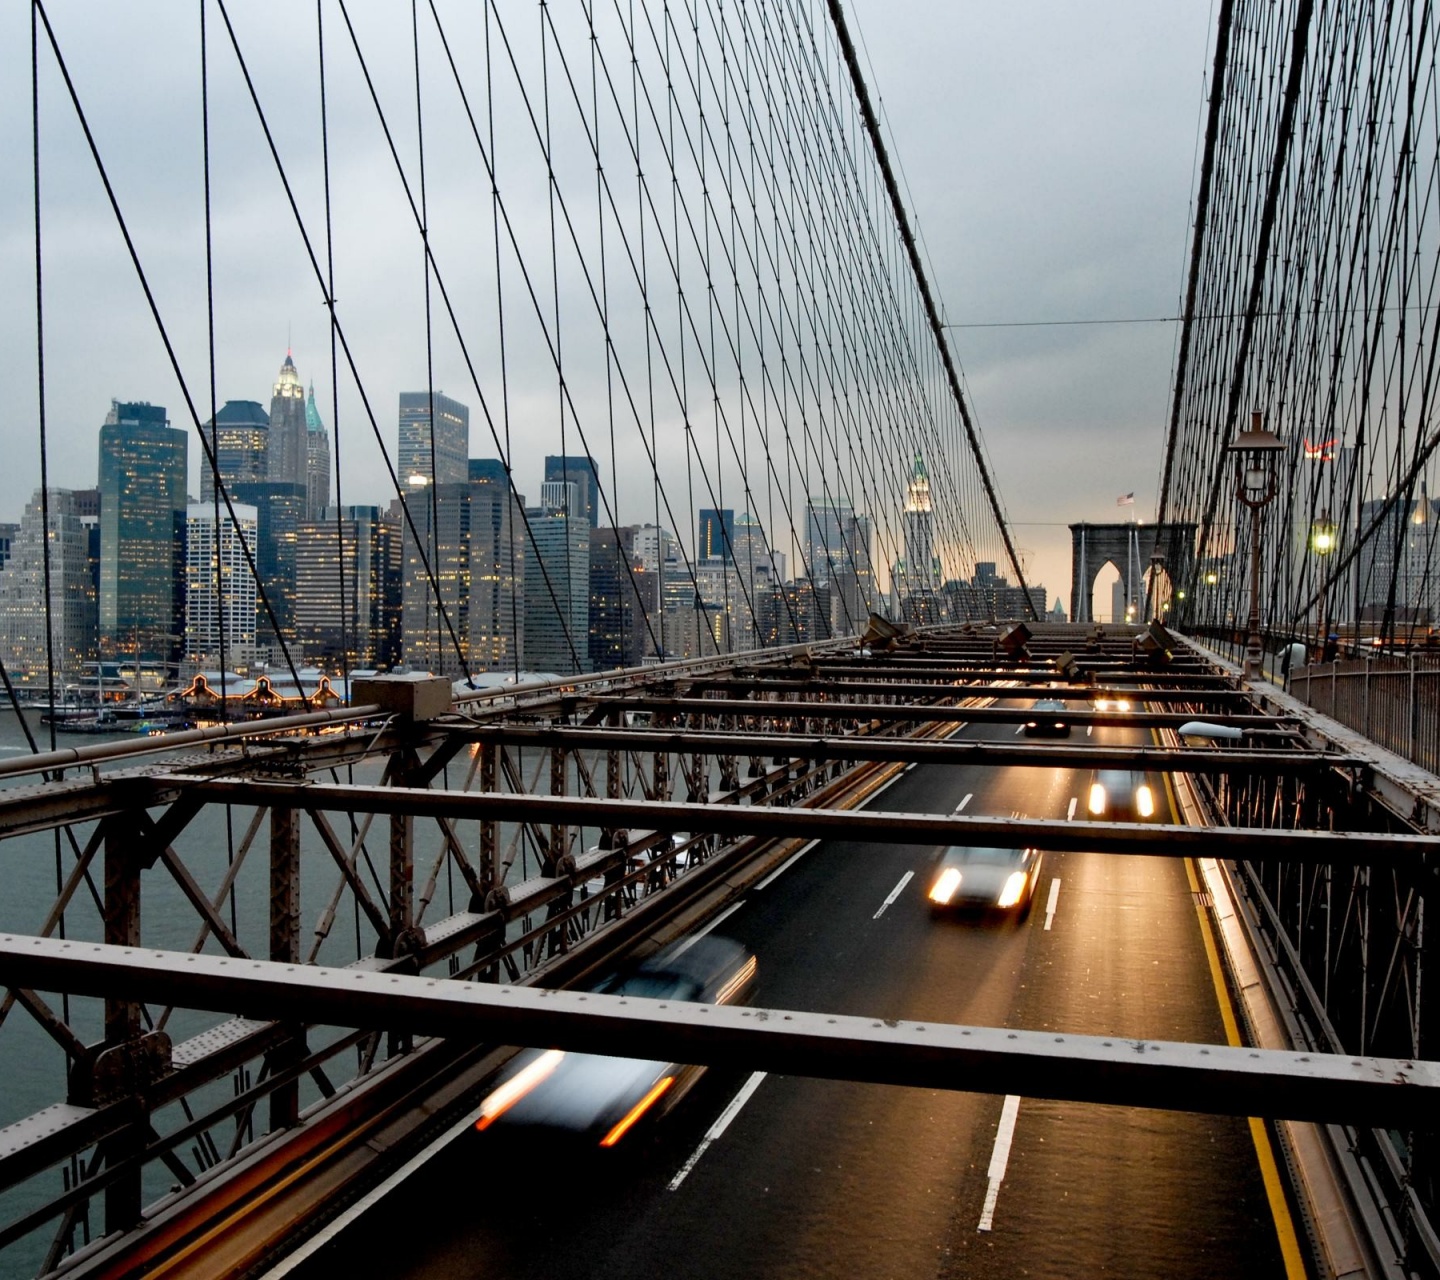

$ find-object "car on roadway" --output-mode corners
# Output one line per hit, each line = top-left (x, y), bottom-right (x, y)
(1086, 767), (1158, 821)
(927, 844), (1044, 917)
(474, 935), (757, 1147)
(1023, 698), (1070, 738)
(1093, 695), (1132, 713)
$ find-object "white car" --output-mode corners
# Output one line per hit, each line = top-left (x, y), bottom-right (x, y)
(927, 845), (1044, 917)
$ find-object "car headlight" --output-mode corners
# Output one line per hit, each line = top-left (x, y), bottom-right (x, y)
(1088, 783), (1108, 815)
(929, 866), (962, 905)
(1115, 698), (1131, 712)
(995, 871), (1028, 909)
(1136, 784), (1156, 818)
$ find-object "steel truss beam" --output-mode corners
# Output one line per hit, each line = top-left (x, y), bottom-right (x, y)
(177, 779), (1439, 875)
(0, 937), (1430, 1128)
(673, 677), (1254, 703)
(601, 697), (1291, 730)
(454, 725), (1352, 775)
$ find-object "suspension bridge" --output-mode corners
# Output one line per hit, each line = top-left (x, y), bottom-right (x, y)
(0, 2), (1438, 1277)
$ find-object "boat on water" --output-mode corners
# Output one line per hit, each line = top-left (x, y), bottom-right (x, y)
(44, 705), (192, 735)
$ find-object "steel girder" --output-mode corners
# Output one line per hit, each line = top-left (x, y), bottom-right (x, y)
(0, 937), (1432, 1130)
(173, 778), (1440, 877)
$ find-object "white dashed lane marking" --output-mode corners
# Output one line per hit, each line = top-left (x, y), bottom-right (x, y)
(873, 870), (914, 919)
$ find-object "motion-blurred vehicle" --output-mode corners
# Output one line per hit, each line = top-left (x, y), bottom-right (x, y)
(474, 935), (757, 1147)
(927, 844), (1044, 917)
(1087, 768), (1157, 821)
(1093, 695), (1132, 713)
(1023, 698), (1070, 738)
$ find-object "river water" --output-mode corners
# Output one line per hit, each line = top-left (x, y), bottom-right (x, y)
(0, 708), (492, 1275)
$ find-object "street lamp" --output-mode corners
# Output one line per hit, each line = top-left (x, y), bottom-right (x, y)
(1227, 411), (1285, 680)
(1310, 510), (1336, 654)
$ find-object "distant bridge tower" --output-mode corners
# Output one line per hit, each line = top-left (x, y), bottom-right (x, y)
(1070, 522), (1196, 624)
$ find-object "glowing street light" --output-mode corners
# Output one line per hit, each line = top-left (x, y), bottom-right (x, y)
(1311, 510), (1336, 654)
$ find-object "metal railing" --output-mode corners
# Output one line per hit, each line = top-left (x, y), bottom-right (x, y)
(1290, 656), (1440, 775)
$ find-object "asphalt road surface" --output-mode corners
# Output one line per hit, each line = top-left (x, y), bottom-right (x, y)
(285, 713), (1289, 1280)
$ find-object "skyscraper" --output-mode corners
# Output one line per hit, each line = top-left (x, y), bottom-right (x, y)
(543, 455), (602, 528)
(200, 400), (269, 503)
(230, 481), (306, 656)
(469, 460), (525, 672)
(305, 383), (331, 519)
(398, 392), (470, 488)
(184, 503), (258, 671)
(524, 481), (589, 674)
(698, 508), (735, 562)
(0, 489), (97, 686)
(401, 482), (478, 677)
(901, 454), (940, 595)
(805, 496), (859, 588)
(267, 353), (308, 492)
(590, 526), (652, 669)
(97, 400), (187, 660)
(295, 505), (397, 667)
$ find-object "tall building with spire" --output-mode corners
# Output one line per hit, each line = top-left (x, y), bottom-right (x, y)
(900, 454), (940, 594)
(305, 383), (331, 519)
(267, 352), (308, 492)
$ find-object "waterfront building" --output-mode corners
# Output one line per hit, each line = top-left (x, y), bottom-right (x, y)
(305, 383), (331, 519)
(0, 489), (97, 687)
(543, 455), (602, 529)
(523, 481), (589, 673)
(97, 400), (187, 661)
(200, 400), (269, 503)
(184, 503), (258, 671)
(295, 506), (398, 667)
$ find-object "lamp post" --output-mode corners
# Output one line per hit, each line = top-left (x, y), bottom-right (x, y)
(1310, 510), (1336, 654)
(1227, 411), (1285, 681)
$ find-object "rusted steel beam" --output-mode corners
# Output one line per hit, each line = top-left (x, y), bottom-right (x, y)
(2, 937), (1433, 1128)
(178, 779), (1440, 873)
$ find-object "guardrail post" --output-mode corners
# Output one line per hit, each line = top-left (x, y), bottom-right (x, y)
(387, 745), (418, 1054)
(101, 813), (143, 1233)
(1408, 657), (1417, 760)
(478, 743), (498, 899)
(269, 803), (301, 1130)
(548, 746), (568, 876)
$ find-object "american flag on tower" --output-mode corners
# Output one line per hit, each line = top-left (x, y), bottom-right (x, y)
(1116, 492), (1135, 506)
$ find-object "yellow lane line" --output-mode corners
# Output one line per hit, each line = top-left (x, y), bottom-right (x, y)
(1162, 767), (1306, 1279)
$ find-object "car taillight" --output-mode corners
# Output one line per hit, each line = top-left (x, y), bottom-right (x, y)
(1136, 785), (1156, 818)
(599, 1075), (675, 1147)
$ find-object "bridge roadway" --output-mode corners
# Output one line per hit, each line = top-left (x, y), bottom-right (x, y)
(283, 715), (1290, 1279)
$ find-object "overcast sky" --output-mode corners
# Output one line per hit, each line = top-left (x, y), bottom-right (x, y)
(0, 2), (1216, 615)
